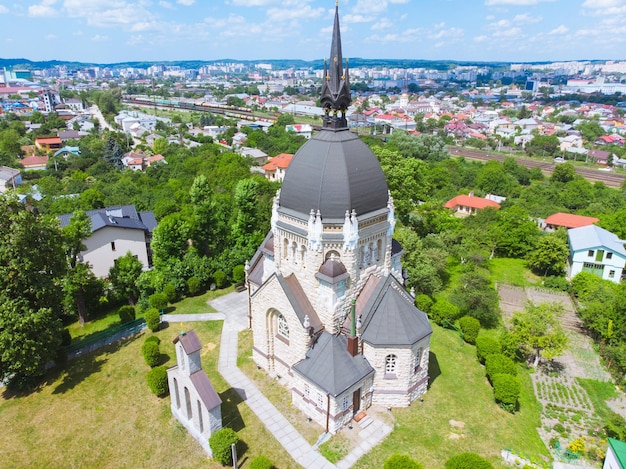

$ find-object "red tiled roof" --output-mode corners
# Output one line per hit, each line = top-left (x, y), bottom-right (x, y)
(262, 153), (293, 171)
(20, 155), (48, 167)
(35, 137), (62, 144)
(545, 212), (599, 229)
(444, 195), (501, 210)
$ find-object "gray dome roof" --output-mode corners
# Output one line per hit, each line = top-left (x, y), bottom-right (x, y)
(279, 129), (389, 220)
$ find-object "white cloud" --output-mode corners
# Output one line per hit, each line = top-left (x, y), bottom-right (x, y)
(46, 33), (56, 39)
(344, 14), (373, 23)
(549, 25), (568, 34)
(493, 26), (522, 37)
(91, 34), (109, 41)
(582, 0), (623, 7)
(370, 18), (393, 31)
(28, 0), (58, 17)
(177, 0), (194, 5)
(62, 1), (155, 28)
(474, 35), (489, 42)
(485, 0), (554, 5)
(229, 0), (275, 5)
(512, 13), (542, 24)
(0, 5), (8, 14)
(159, 1), (173, 8)
(266, 4), (324, 22)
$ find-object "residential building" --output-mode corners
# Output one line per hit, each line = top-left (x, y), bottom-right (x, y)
(167, 330), (222, 457)
(20, 155), (49, 171)
(35, 136), (62, 152)
(285, 124), (313, 139)
(261, 153), (293, 182)
(0, 166), (21, 192)
(588, 149), (612, 165)
(568, 225), (626, 283)
(544, 212), (599, 231)
(58, 205), (157, 278)
(605, 438), (626, 469)
(444, 193), (501, 216)
(247, 6), (431, 435)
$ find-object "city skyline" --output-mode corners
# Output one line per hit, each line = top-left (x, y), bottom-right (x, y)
(1, 0), (625, 65)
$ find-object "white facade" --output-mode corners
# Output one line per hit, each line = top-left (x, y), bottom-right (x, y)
(82, 226), (151, 278)
(568, 225), (626, 284)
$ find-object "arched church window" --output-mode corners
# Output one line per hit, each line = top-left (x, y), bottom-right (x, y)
(277, 313), (289, 338)
(291, 241), (298, 262)
(385, 354), (397, 375)
(414, 348), (423, 373)
(283, 238), (289, 259)
(300, 245), (307, 266)
(376, 239), (382, 262)
(325, 250), (340, 260)
(184, 387), (192, 420)
(173, 377), (180, 409)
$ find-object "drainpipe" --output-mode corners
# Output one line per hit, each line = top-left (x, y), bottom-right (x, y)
(326, 393), (331, 433)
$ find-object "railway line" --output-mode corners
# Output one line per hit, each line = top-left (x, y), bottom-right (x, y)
(448, 146), (626, 188)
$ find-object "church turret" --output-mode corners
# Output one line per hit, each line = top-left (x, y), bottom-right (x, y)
(320, 1), (351, 130)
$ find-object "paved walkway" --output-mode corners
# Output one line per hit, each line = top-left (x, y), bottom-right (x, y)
(164, 290), (392, 468)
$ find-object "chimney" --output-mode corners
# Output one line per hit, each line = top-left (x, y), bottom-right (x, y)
(347, 299), (358, 356)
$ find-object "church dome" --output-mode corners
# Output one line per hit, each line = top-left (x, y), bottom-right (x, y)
(279, 128), (389, 220)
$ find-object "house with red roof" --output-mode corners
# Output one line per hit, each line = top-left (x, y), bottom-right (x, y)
(544, 212), (599, 231)
(444, 193), (501, 217)
(20, 155), (49, 171)
(34, 136), (62, 152)
(262, 153), (294, 182)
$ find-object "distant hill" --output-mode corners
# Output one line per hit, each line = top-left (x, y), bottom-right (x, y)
(0, 57), (516, 72)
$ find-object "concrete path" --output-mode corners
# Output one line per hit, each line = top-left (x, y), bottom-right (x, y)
(164, 290), (392, 468)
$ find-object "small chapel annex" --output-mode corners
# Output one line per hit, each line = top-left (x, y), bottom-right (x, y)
(246, 4), (432, 434)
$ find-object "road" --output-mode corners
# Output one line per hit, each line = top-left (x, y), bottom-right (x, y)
(448, 146), (626, 188)
(89, 104), (113, 131)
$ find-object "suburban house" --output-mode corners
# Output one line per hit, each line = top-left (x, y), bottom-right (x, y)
(54, 146), (81, 159)
(0, 166), (22, 192)
(604, 438), (626, 469)
(247, 6), (431, 435)
(444, 193), (501, 216)
(285, 124), (313, 139)
(588, 149), (612, 165)
(35, 136), (62, 152)
(20, 155), (49, 171)
(122, 150), (166, 172)
(262, 153), (294, 182)
(568, 225), (626, 284)
(544, 212), (599, 231)
(58, 205), (157, 278)
(167, 330), (222, 457)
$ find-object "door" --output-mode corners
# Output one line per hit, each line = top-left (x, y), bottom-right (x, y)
(352, 388), (361, 415)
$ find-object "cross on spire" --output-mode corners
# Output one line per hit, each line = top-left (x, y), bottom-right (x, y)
(320, 1), (351, 130)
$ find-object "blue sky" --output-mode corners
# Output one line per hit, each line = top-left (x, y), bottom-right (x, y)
(0, 0), (625, 64)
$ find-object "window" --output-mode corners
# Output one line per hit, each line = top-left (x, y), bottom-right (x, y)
(385, 354), (397, 375)
(111, 241), (116, 251)
(317, 392), (324, 408)
(197, 400), (204, 432)
(342, 395), (350, 411)
(304, 384), (310, 398)
(173, 377), (180, 409)
(184, 387), (192, 420)
(277, 314), (289, 338)
(414, 349), (422, 373)
(588, 250), (594, 257)
(607, 252), (613, 260)
(609, 270), (616, 278)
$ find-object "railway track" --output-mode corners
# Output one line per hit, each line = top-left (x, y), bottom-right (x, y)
(448, 146), (626, 188)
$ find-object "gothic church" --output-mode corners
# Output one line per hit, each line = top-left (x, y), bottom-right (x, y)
(246, 4), (432, 434)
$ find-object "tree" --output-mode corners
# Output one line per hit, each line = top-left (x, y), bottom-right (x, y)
(526, 231), (569, 276)
(209, 428), (240, 466)
(103, 133), (124, 169)
(551, 163), (576, 183)
(0, 196), (66, 386)
(495, 205), (539, 257)
(384, 454), (424, 469)
(510, 302), (569, 366)
(109, 252), (143, 305)
(450, 271), (500, 327)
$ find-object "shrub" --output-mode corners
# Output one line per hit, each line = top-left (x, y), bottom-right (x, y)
(142, 340), (160, 367)
(445, 452), (493, 469)
(543, 275), (570, 292)
(492, 373), (520, 413)
(458, 316), (480, 344)
(476, 335), (501, 364)
(144, 308), (161, 332)
(144, 335), (160, 346)
(209, 428), (239, 466)
(187, 276), (201, 296)
(384, 454), (424, 469)
(232, 264), (246, 284)
(60, 328), (72, 347)
(430, 298), (460, 326)
(149, 292), (168, 312)
(213, 270), (227, 289)
(163, 283), (178, 303)
(485, 354), (518, 379)
(118, 305), (136, 323)
(415, 294), (433, 313)
(249, 455), (274, 469)
(146, 365), (168, 397)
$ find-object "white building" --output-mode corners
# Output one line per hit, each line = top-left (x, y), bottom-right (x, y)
(0, 166), (22, 192)
(604, 438), (626, 469)
(568, 225), (626, 284)
(58, 205), (156, 278)
(167, 330), (222, 456)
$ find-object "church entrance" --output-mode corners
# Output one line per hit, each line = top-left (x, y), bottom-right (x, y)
(352, 387), (361, 415)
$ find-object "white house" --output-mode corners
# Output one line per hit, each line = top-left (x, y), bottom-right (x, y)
(604, 438), (626, 469)
(167, 330), (222, 456)
(568, 225), (626, 283)
(58, 205), (157, 278)
(0, 166), (22, 192)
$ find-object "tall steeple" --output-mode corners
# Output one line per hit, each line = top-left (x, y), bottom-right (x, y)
(320, 1), (351, 130)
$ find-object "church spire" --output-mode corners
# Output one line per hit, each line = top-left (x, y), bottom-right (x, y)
(320, 1), (351, 130)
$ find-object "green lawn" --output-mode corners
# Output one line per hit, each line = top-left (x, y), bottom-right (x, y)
(489, 258), (540, 287)
(360, 325), (550, 469)
(1, 318), (293, 469)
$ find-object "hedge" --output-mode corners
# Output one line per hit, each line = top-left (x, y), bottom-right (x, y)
(187, 276), (201, 295)
(384, 454), (424, 469)
(232, 265), (246, 284)
(476, 335), (501, 364)
(485, 353), (517, 380)
(144, 308), (161, 332)
(445, 452), (494, 469)
(149, 292), (168, 312)
(429, 298), (460, 326)
(118, 305), (136, 323)
(142, 340), (160, 367)
(144, 335), (160, 346)
(492, 373), (521, 413)
(415, 294), (433, 314)
(249, 455), (274, 469)
(458, 316), (480, 344)
(214, 270), (227, 289)
(146, 366), (168, 397)
(209, 428), (239, 466)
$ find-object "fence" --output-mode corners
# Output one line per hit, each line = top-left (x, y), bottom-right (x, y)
(66, 318), (146, 360)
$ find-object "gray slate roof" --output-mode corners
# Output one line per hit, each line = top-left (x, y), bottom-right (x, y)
(174, 330), (202, 354)
(279, 128), (389, 221)
(358, 275), (432, 346)
(292, 332), (374, 397)
(190, 370), (222, 411)
(569, 225), (626, 257)
(58, 205), (157, 234)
